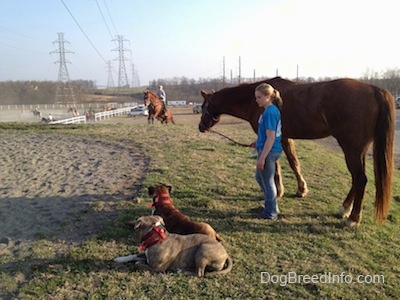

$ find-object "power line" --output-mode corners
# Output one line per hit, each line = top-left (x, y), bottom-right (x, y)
(102, 0), (119, 35)
(95, 0), (114, 39)
(60, 0), (107, 63)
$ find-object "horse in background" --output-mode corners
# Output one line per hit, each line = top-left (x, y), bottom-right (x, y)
(144, 91), (175, 124)
(85, 108), (96, 121)
(68, 107), (79, 117)
(198, 77), (395, 227)
(32, 109), (42, 118)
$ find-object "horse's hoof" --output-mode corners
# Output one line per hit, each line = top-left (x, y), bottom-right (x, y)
(295, 189), (308, 198)
(338, 206), (352, 219)
(344, 218), (360, 227)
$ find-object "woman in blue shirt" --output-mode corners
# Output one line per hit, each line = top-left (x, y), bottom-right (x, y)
(252, 83), (283, 220)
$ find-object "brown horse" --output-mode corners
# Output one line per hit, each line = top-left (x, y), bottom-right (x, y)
(144, 91), (175, 124)
(198, 77), (395, 226)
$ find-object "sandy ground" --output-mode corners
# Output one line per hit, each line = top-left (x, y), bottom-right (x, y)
(0, 133), (147, 249)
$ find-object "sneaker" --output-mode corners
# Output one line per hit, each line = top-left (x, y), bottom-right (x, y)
(252, 212), (278, 221)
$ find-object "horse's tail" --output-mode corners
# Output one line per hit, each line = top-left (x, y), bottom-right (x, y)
(373, 88), (395, 223)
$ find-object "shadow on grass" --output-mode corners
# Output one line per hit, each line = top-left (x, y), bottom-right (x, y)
(0, 256), (147, 300)
(110, 198), (348, 245)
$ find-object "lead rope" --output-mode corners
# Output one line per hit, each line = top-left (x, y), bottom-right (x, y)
(208, 129), (252, 148)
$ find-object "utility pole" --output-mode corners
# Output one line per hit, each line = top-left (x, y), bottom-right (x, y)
(50, 32), (75, 104)
(112, 35), (130, 88)
(222, 56), (226, 87)
(106, 60), (115, 89)
(238, 56), (241, 84)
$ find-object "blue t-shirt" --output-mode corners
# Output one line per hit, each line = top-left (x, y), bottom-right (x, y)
(256, 104), (282, 153)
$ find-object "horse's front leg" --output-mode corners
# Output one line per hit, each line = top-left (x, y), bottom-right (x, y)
(282, 138), (309, 197)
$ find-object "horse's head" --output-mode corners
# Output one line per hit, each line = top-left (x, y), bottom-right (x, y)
(198, 90), (221, 132)
(143, 91), (151, 107)
(144, 90), (160, 107)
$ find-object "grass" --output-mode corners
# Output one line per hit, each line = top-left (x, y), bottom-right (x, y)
(0, 119), (399, 299)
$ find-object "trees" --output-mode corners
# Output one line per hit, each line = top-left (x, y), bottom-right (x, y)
(0, 80), (95, 105)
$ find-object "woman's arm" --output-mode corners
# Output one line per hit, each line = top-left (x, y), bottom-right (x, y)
(257, 129), (276, 170)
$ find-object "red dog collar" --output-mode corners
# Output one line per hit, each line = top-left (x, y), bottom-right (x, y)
(148, 193), (173, 207)
(138, 224), (167, 252)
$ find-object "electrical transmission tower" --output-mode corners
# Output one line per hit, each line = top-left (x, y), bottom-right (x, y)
(50, 32), (75, 104)
(112, 35), (130, 88)
(106, 60), (115, 89)
(130, 63), (140, 87)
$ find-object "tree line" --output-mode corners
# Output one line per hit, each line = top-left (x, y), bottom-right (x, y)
(1, 68), (399, 105)
(0, 80), (96, 105)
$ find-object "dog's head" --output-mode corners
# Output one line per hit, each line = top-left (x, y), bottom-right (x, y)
(148, 183), (172, 197)
(131, 215), (165, 242)
(147, 184), (173, 214)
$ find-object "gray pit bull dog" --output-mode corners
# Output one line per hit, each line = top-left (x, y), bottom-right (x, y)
(114, 215), (233, 277)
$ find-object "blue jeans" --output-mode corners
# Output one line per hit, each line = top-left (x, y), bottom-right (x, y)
(255, 150), (281, 220)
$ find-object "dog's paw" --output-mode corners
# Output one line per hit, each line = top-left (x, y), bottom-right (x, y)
(114, 255), (135, 263)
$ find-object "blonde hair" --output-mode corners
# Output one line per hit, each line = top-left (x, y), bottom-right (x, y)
(255, 83), (283, 109)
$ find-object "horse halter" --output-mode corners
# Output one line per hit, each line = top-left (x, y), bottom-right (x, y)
(199, 102), (220, 131)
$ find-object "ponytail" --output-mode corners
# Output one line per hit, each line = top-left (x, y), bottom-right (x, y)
(272, 89), (283, 110)
(255, 83), (283, 110)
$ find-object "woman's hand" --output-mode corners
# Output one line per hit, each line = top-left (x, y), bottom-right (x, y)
(257, 158), (265, 170)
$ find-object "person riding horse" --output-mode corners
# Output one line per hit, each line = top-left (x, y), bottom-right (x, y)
(144, 91), (175, 124)
(157, 85), (167, 117)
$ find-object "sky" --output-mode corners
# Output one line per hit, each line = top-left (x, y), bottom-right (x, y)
(0, 0), (398, 88)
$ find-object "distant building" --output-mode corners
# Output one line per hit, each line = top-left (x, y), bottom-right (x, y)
(167, 100), (187, 106)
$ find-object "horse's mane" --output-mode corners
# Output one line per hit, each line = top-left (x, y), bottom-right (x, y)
(145, 90), (158, 98)
(145, 90), (162, 103)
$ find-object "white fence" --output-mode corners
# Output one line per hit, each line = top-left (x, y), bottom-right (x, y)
(49, 116), (87, 125)
(94, 106), (137, 121)
(43, 106), (138, 125)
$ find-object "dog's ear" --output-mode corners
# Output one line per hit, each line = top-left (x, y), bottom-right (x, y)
(166, 185), (172, 193)
(148, 186), (155, 196)
(154, 215), (165, 226)
(134, 218), (143, 229)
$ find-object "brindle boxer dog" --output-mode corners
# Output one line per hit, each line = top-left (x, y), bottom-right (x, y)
(114, 215), (233, 277)
(148, 183), (223, 242)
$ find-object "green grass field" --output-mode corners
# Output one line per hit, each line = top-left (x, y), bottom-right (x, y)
(0, 120), (399, 299)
